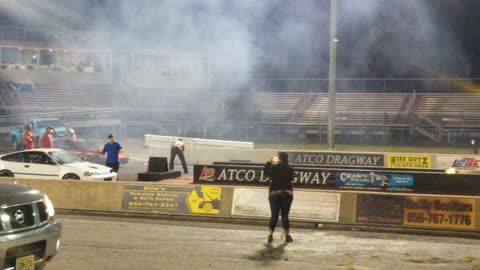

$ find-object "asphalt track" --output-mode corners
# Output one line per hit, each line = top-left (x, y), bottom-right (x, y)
(46, 215), (480, 270)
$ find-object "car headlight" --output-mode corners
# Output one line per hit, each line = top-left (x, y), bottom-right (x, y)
(44, 195), (55, 218)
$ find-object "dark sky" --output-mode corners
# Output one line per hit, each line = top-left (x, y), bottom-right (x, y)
(1, 0), (480, 78)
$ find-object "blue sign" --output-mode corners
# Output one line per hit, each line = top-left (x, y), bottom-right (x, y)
(336, 172), (414, 190)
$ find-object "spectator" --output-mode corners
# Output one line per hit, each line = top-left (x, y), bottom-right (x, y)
(169, 138), (188, 173)
(98, 135), (123, 173)
(472, 138), (478, 155)
(65, 128), (77, 141)
(39, 127), (55, 148)
(264, 152), (294, 243)
(22, 124), (35, 150)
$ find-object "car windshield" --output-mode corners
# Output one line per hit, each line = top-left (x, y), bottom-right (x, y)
(36, 120), (64, 130)
(49, 151), (81, 165)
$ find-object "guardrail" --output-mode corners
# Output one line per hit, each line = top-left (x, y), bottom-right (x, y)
(0, 26), (109, 45)
(247, 78), (480, 93)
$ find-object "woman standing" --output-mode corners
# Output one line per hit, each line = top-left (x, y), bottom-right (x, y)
(264, 152), (294, 243)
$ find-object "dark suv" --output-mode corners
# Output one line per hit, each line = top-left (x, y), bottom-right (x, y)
(0, 183), (61, 270)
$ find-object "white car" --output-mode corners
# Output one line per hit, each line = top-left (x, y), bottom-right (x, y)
(0, 148), (117, 181)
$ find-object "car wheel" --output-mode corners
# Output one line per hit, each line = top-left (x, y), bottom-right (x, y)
(0, 170), (14, 177)
(62, 173), (80, 180)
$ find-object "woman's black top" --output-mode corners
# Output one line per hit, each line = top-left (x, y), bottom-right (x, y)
(264, 162), (294, 192)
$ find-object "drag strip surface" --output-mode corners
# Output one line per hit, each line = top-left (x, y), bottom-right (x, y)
(47, 215), (480, 270)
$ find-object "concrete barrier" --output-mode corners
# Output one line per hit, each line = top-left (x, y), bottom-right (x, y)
(1, 177), (479, 234)
(145, 134), (254, 149)
(0, 177), (233, 217)
(149, 147), (275, 165)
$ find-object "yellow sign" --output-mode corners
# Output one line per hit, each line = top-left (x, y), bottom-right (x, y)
(187, 186), (222, 214)
(387, 154), (432, 169)
(403, 196), (476, 230)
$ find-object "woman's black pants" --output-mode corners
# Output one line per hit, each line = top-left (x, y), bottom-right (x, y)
(268, 193), (293, 232)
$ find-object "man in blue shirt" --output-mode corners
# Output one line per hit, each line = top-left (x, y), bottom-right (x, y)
(98, 135), (123, 173)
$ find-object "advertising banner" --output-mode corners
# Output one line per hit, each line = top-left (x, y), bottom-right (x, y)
(232, 188), (340, 222)
(285, 151), (384, 167)
(336, 171), (414, 191)
(433, 155), (480, 170)
(356, 194), (404, 225)
(194, 165), (336, 188)
(194, 164), (480, 195)
(122, 185), (222, 215)
(387, 154), (432, 169)
(403, 196), (476, 230)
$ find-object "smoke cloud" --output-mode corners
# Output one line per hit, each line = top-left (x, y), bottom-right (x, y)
(0, 0), (469, 83)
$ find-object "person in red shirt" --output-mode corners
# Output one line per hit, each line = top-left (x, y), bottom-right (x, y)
(22, 124), (35, 149)
(40, 127), (55, 148)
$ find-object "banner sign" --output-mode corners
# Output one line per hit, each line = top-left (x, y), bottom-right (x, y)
(451, 157), (479, 169)
(194, 164), (480, 195)
(336, 172), (414, 191)
(387, 154), (432, 169)
(285, 152), (384, 167)
(122, 184), (222, 215)
(356, 194), (404, 225)
(403, 196), (476, 230)
(232, 188), (339, 221)
(194, 165), (336, 188)
(433, 155), (480, 170)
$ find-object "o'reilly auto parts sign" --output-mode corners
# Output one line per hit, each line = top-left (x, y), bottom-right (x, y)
(193, 165), (336, 188)
(285, 151), (384, 167)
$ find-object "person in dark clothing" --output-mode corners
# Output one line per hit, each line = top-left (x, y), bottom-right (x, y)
(264, 152), (294, 243)
(472, 138), (478, 154)
(169, 138), (188, 173)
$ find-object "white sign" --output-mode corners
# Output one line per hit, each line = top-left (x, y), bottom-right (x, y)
(434, 155), (480, 170)
(232, 188), (340, 222)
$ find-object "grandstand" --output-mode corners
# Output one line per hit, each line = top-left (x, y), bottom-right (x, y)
(241, 92), (480, 127)
(16, 83), (114, 111)
(1, 27), (480, 146)
(416, 93), (480, 128)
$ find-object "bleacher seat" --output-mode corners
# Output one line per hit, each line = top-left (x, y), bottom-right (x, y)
(17, 83), (114, 111)
(417, 93), (480, 127)
(249, 92), (408, 126)
(254, 93), (304, 123)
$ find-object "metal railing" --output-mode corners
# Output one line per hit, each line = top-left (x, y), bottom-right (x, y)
(0, 26), (109, 45)
(216, 78), (480, 93)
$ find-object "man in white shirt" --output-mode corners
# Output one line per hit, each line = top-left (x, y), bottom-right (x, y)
(170, 138), (188, 173)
